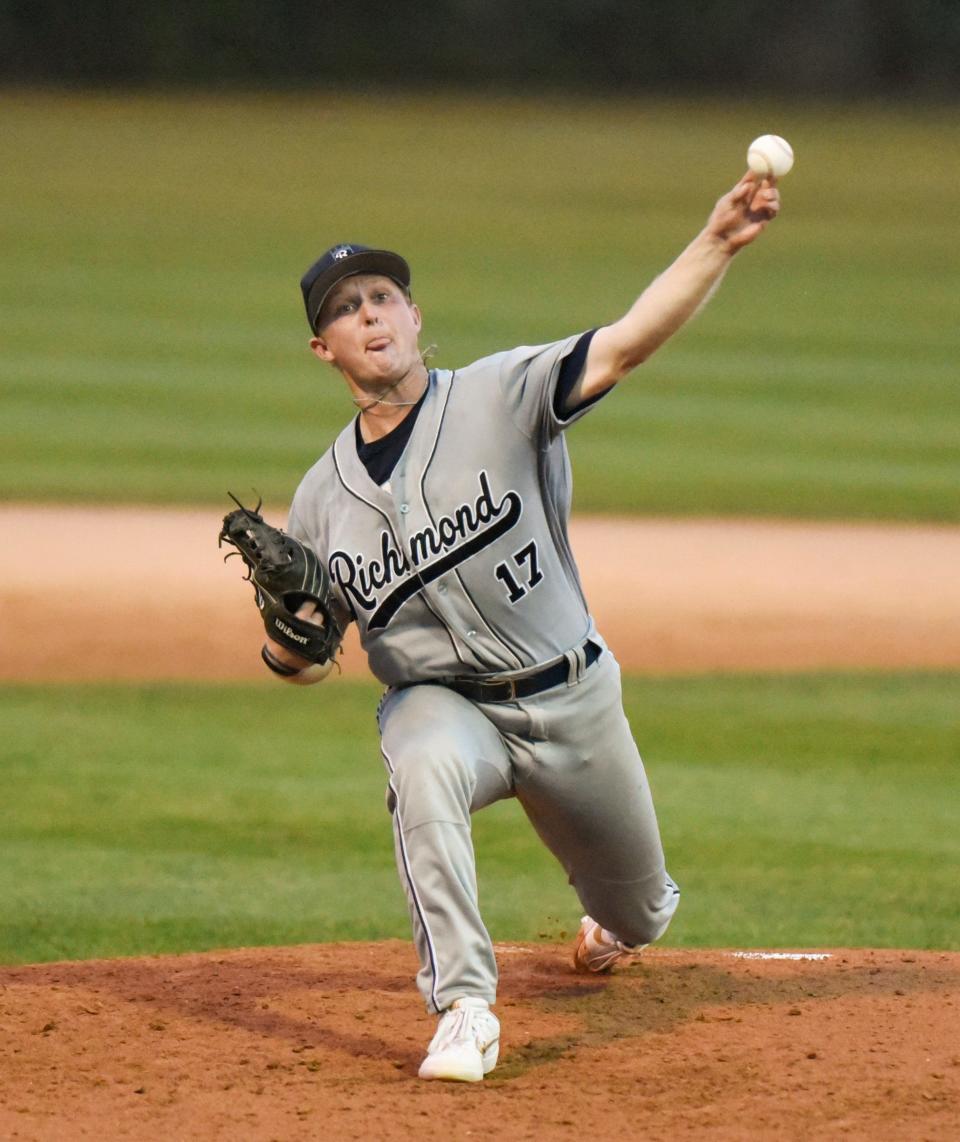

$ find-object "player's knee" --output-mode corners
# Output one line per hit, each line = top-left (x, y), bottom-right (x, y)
(586, 874), (681, 947)
(623, 901), (678, 947)
(624, 877), (681, 946)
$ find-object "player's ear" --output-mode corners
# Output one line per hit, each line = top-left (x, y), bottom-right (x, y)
(310, 335), (335, 363)
(410, 302), (423, 332)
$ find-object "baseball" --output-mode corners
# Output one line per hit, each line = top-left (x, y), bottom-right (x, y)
(746, 134), (794, 178)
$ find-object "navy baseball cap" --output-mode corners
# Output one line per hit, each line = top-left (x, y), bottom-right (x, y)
(300, 243), (411, 333)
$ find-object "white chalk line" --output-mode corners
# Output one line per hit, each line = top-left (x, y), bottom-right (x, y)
(730, 951), (833, 961)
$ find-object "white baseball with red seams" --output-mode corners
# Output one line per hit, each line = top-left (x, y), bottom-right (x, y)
(747, 134), (794, 177)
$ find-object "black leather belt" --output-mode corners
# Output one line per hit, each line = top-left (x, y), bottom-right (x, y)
(445, 640), (602, 703)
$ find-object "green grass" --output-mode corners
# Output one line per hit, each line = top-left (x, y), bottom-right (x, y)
(1, 672), (957, 965)
(2, 91), (958, 519)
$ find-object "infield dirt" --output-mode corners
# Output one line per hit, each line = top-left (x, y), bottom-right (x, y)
(3, 506), (960, 680)
(2, 943), (958, 1141)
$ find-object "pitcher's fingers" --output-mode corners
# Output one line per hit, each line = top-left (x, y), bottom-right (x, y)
(733, 171), (761, 200)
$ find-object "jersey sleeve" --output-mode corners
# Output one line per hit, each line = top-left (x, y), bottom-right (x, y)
(286, 500), (308, 544)
(286, 450), (334, 549)
(287, 469), (356, 631)
(497, 329), (608, 445)
(553, 328), (603, 420)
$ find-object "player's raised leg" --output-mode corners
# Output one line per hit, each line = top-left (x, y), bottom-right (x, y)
(511, 651), (680, 963)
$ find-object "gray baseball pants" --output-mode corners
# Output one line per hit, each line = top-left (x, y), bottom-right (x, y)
(377, 648), (680, 1014)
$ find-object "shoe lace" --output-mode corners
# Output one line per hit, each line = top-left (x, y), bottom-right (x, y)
(433, 1003), (489, 1052)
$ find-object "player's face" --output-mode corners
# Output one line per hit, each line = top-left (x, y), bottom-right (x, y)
(310, 274), (423, 386)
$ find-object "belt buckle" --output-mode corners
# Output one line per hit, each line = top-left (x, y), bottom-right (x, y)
(481, 677), (517, 702)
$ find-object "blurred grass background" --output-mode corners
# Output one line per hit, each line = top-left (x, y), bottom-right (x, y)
(2, 673), (957, 965)
(2, 91), (958, 518)
(2, 89), (958, 966)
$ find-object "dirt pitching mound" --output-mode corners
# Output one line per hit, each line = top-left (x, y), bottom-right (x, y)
(2, 943), (958, 1141)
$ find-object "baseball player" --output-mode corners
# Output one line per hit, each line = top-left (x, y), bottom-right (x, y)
(257, 172), (780, 1082)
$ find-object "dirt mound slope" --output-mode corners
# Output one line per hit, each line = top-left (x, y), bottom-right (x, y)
(1, 942), (957, 1141)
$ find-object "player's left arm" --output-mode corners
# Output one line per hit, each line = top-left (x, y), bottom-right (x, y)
(570, 172), (780, 406)
(263, 601), (337, 685)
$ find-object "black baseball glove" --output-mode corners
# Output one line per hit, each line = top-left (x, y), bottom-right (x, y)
(219, 495), (344, 665)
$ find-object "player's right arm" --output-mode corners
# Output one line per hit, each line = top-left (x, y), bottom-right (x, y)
(568, 173), (779, 408)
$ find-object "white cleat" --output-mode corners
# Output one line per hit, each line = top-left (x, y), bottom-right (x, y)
(572, 915), (646, 974)
(418, 997), (500, 1082)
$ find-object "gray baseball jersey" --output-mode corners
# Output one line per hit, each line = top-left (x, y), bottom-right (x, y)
(288, 334), (597, 684)
(288, 335), (679, 1013)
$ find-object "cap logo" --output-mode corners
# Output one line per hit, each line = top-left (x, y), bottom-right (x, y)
(332, 245), (353, 260)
